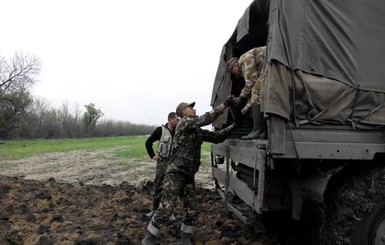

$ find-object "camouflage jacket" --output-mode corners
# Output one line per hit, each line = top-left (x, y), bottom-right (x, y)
(166, 105), (231, 178)
(238, 46), (266, 99)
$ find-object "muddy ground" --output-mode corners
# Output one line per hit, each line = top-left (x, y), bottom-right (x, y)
(0, 148), (311, 245)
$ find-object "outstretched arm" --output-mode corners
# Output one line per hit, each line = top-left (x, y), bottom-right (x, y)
(200, 124), (235, 144)
(195, 95), (236, 127)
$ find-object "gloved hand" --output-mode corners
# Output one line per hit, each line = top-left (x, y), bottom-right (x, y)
(223, 95), (236, 107)
(234, 96), (248, 108)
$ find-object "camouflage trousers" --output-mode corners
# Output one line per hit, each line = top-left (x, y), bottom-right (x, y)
(151, 171), (197, 228)
(150, 158), (169, 210)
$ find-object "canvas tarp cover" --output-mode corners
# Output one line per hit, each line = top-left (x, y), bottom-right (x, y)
(263, 62), (385, 126)
(264, 0), (385, 126)
(210, 0), (269, 128)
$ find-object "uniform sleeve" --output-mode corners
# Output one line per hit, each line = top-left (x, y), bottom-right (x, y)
(145, 126), (162, 159)
(200, 125), (232, 144)
(194, 105), (224, 127)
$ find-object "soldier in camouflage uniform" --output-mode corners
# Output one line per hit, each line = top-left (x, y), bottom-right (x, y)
(144, 112), (179, 220)
(227, 46), (267, 140)
(142, 96), (237, 245)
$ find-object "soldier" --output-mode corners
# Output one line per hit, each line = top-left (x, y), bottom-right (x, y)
(227, 46), (267, 140)
(144, 112), (179, 220)
(141, 95), (236, 245)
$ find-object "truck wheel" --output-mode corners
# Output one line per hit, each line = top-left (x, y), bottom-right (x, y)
(350, 196), (385, 245)
(320, 163), (385, 245)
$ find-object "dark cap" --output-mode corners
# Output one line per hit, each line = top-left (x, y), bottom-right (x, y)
(176, 102), (195, 117)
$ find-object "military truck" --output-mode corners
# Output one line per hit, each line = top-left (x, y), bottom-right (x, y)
(210, 0), (385, 244)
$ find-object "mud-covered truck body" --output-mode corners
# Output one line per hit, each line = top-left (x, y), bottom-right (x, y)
(210, 0), (385, 243)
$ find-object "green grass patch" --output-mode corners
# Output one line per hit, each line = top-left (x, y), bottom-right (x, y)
(113, 143), (148, 158)
(200, 142), (211, 166)
(201, 142), (211, 153)
(0, 136), (148, 160)
(0, 136), (213, 163)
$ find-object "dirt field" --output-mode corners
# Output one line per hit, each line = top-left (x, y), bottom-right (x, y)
(0, 148), (308, 245)
(0, 148), (215, 189)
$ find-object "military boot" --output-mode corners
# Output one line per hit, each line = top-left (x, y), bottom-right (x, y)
(230, 106), (244, 127)
(180, 231), (192, 245)
(242, 105), (267, 140)
(141, 222), (159, 245)
(180, 223), (194, 245)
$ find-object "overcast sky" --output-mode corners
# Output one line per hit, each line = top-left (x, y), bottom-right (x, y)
(1, 0), (252, 126)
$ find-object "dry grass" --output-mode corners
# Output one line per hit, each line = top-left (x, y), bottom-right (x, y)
(0, 146), (215, 189)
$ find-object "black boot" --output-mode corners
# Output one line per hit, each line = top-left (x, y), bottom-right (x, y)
(141, 231), (156, 245)
(230, 106), (244, 127)
(180, 223), (194, 245)
(142, 223), (158, 245)
(180, 231), (192, 245)
(242, 105), (266, 140)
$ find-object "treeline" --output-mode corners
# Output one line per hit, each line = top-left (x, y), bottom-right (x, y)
(0, 52), (155, 139)
(19, 100), (156, 139)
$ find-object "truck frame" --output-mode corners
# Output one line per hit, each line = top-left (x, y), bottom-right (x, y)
(210, 1), (385, 244)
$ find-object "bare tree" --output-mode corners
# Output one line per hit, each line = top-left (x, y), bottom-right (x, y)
(0, 52), (41, 92)
(0, 52), (42, 138)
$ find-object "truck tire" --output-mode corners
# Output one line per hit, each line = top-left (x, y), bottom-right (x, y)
(350, 196), (385, 245)
(320, 163), (385, 245)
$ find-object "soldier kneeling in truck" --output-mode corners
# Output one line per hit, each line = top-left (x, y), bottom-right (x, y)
(227, 46), (267, 140)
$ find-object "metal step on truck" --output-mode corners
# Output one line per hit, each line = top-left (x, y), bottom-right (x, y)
(210, 0), (385, 244)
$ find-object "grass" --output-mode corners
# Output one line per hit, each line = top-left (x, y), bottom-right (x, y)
(0, 136), (212, 163)
(0, 136), (148, 160)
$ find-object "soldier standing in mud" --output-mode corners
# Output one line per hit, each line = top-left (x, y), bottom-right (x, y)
(142, 96), (237, 245)
(144, 112), (179, 220)
(227, 46), (267, 140)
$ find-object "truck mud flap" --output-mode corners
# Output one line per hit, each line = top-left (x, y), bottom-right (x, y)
(290, 164), (345, 220)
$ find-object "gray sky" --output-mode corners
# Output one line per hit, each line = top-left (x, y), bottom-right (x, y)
(1, 0), (252, 126)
